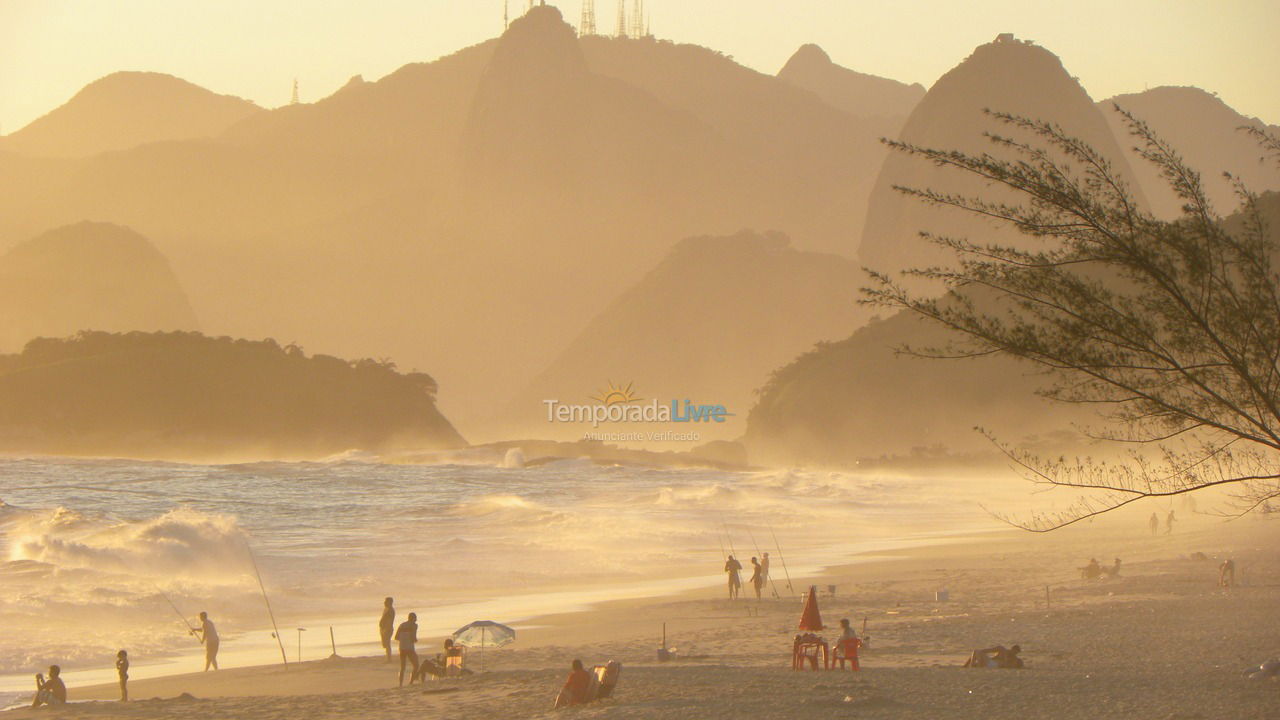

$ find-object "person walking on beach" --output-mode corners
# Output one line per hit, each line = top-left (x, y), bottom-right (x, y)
(1165, 509), (1175, 535)
(116, 650), (129, 702)
(724, 555), (743, 599)
(395, 612), (419, 687)
(1220, 558), (1236, 588)
(30, 665), (66, 707)
(379, 597), (395, 662)
(749, 556), (765, 599)
(1149, 512), (1159, 536)
(195, 611), (219, 671)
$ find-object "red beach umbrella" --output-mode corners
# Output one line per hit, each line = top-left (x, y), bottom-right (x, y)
(798, 585), (824, 631)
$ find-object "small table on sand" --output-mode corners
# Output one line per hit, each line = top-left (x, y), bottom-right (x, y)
(792, 636), (829, 670)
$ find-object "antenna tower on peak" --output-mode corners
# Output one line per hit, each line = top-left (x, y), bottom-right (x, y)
(580, 0), (597, 35)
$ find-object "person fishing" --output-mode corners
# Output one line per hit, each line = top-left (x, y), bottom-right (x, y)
(379, 597), (395, 662)
(194, 611), (220, 671)
(724, 554), (743, 599)
(116, 650), (129, 701)
(749, 556), (765, 599)
(394, 612), (419, 687)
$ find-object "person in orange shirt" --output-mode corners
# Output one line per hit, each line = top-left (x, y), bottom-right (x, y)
(555, 659), (592, 708)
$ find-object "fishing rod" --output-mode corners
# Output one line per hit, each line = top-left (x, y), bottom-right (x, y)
(157, 588), (202, 644)
(244, 540), (289, 668)
(746, 527), (780, 599)
(766, 523), (794, 592)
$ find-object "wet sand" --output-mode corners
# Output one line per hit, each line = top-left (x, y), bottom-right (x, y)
(8, 508), (1278, 719)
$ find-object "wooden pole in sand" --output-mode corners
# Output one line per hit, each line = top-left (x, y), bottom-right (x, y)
(1045, 585), (1051, 611)
(329, 626), (337, 657)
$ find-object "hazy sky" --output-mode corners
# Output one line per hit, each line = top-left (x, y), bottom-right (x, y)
(2, 0), (1277, 133)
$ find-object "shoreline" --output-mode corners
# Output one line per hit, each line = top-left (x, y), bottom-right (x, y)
(4, 508), (1277, 718)
(0, 527), (998, 700)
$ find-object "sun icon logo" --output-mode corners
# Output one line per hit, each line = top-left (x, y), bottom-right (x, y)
(592, 381), (642, 406)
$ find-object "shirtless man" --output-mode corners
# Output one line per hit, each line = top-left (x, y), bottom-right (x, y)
(395, 612), (419, 687)
(379, 597), (395, 662)
(31, 665), (66, 707)
(195, 611), (219, 671)
(724, 555), (743, 599)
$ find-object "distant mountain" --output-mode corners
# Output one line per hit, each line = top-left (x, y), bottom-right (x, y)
(859, 35), (1145, 294)
(0, 5), (901, 437)
(0, 331), (465, 459)
(744, 191), (1280, 468)
(505, 230), (866, 441)
(0, 222), (198, 352)
(777, 44), (924, 123)
(1, 72), (261, 158)
(1099, 86), (1280, 219)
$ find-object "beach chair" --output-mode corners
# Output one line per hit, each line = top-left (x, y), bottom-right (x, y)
(832, 637), (861, 671)
(586, 661), (622, 701)
(445, 647), (467, 677)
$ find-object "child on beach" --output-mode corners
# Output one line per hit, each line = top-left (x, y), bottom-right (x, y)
(31, 665), (66, 707)
(117, 650), (129, 701)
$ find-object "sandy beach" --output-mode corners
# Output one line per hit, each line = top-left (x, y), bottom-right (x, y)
(6, 505), (1277, 719)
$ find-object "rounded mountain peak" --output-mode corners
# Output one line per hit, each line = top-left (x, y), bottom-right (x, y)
(488, 3), (586, 81)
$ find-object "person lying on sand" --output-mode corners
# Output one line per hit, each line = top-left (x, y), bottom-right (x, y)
(1243, 658), (1279, 681)
(554, 659), (592, 708)
(31, 665), (66, 707)
(963, 644), (1023, 669)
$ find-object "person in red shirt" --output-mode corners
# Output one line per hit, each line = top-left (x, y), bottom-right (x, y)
(554, 659), (592, 708)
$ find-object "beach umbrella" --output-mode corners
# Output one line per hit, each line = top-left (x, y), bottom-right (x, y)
(798, 585), (824, 632)
(452, 620), (516, 671)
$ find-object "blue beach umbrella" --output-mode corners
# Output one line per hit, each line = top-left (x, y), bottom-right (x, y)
(452, 620), (516, 671)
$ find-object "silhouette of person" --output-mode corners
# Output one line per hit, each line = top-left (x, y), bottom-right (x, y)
(195, 611), (219, 671)
(1219, 559), (1236, 588)
(1165, 509), (1175, 535)
(395, 612), (419, 687)
(724, 555), (743, 599)
(761, 552), (771, 585)
(116, 650), (129, 702)
(379, 597), (395, 662)
(31, 665), (66, 707)
(749, 556), (764, 599)
(1148, 512), (1159, 536)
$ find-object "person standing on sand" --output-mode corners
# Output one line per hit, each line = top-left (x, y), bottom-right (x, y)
(395, 612), (419, 687)
(195, 611), (219, 671)
(379, 597), (395, 662)
(1219, 558), (1236, 588)
(116, 650), (129, 702)
(1148, 512), (1159, 535)
(1166, 509), (1175, 534)
(724, 555), (743, 599)
(749, 556), (764, 599)
(31, 665), (66, 707)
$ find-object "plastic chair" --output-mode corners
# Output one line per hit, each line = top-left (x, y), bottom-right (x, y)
(832, 637), (861, 671)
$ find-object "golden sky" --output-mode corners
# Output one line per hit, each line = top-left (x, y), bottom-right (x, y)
(1, 0), (1277, 133)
